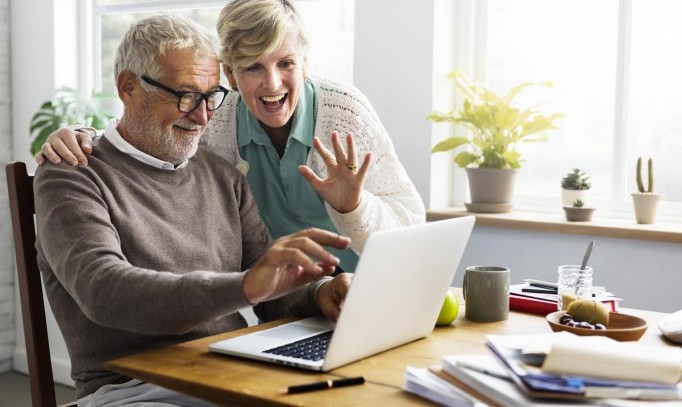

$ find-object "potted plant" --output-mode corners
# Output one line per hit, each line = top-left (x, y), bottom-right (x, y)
(563, 198), (595, 222)
(561, 168), (591, 207)
(428, 70), (564, 213)
(631, 157), (660, 224)
(29, 87), (117, 155)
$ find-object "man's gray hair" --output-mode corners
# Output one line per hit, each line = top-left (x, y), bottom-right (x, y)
(114, 14), (216, 89)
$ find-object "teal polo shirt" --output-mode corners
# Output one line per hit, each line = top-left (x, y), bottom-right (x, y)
(236, 79), (359, 272)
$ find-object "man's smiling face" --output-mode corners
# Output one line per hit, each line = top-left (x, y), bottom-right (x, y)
(121, 47), (221, 164)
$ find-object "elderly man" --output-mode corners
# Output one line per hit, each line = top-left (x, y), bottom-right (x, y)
(34, 15), (351, 406)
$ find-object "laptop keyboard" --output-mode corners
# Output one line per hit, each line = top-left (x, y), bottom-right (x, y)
(263, 331), (333, 361)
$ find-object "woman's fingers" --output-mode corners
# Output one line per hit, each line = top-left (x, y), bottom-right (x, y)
(40, 142), (62, 165)
(345, 132), (357, 167)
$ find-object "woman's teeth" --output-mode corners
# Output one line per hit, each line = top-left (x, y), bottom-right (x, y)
(260, 94), (286, 105)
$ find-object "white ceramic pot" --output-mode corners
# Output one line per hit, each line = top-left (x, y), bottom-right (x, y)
(561, 189), (591, 207)
(631, 193), (661, 224)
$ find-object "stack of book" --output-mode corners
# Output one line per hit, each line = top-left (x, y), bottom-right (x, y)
(405, 332), (682, 406)
(509, 279), (621, 315)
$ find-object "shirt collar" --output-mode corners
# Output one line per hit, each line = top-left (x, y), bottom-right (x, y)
(103, 119), (188, 170)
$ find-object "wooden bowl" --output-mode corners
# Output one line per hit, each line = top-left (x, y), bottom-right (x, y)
(546, 311), (647, 341)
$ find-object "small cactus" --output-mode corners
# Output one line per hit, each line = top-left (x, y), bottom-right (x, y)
(636, 157), (654, 193)
(573, 198), (584, 208)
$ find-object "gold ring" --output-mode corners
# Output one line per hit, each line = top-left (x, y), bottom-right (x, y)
(346, 164), (357, 171)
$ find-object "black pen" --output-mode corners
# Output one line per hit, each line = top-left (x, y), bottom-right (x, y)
(521, 287), (558, 294)
(524, 279), (558, 290)
(282, 376), (365, 394)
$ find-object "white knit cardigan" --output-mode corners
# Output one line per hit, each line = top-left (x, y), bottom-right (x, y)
(201, 76), (426, 252)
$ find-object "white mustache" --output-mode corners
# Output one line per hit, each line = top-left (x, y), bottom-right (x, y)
(173, 119), (202, 132)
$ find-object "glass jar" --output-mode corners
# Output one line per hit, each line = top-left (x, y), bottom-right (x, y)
(557, 265), (593, 311)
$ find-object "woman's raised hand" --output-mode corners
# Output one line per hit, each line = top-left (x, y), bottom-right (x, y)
(298, 131), (372, 213)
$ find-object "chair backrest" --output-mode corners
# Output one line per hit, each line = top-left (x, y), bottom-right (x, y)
(6, 161), (60, 407)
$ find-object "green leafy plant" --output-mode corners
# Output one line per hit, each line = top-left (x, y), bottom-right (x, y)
(636, 157), (654, 193)
(572, 198), (584, 208)
(427, 70), (564, 169)
(561, 168), (591, 190)
(29, 87), (117, 155)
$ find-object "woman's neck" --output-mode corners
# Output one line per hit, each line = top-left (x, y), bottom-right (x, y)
(261, 119), (293, 158)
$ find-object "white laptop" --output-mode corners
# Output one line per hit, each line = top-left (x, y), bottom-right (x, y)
(208, 216), (475, 371)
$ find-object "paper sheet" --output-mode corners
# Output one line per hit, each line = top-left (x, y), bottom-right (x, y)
(540, 334), (682, 384)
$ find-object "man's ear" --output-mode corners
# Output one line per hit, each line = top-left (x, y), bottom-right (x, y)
(223, 64), (238, 91)
(117, 71), (138, 105)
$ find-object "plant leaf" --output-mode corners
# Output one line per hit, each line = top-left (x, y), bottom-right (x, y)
(454, 151), (478, 168)
(432, 137), (469, 153)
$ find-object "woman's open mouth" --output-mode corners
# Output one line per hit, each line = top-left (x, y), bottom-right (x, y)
(259, 93), (288, 109)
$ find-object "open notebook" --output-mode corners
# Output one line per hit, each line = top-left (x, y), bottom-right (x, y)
(209, 216), (475, 371)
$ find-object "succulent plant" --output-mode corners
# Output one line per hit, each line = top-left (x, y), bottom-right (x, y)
(561, 168), (591, 190)
(573, 198), (584, 208)
(636, 157), (654, 193)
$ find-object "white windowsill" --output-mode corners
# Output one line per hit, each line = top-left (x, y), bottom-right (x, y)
(427, 208), (682, 244)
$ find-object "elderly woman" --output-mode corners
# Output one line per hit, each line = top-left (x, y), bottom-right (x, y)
(37, 0), (425, 272)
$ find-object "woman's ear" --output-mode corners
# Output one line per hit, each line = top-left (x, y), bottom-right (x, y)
(223, 64), (238, 91)
(117, 71), (138, 106)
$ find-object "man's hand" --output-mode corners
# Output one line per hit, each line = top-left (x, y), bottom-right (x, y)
(242, 228), (351, 305)
(35, 127), (94, 166)
(316, 273), (353, 322)
(298, 132), (372, 213)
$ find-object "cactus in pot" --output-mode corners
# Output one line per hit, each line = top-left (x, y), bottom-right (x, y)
(632, 157), (660, 224)
(636, 157), (653, 193)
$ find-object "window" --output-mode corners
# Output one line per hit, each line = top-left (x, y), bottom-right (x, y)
(449, 0), (682, 218)
(84, 0), (354, 97)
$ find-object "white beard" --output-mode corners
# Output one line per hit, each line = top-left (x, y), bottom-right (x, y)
(127, 98), (204, 164)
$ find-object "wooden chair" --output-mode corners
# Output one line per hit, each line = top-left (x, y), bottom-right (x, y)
(6, 161), (76, 407)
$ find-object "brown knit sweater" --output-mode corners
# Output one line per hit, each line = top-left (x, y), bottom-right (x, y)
(35, 136), (326, 398)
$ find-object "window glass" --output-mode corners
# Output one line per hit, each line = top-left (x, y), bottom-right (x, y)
(628, 0), (682, 202)
(485, 0), (619, 207)
(98, 1), (354, 94)
(100, 9), (221, 93)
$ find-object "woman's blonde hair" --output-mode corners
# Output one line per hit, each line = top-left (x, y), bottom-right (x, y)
(217, 0), (308, 68)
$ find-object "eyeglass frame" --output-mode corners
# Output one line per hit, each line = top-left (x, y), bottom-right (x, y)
(140, 75), (229, 113)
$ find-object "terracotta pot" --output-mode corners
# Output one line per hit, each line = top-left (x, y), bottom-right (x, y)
(563, 206), (595, 222)
(631, 193), (661, 224)
(466, 168), (518, 203)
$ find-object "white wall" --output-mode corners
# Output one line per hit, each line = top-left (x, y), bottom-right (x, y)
(9, 0), (74, 386)
(460, 227), (682, 313)
(353, 0), (435, 205)
(0, 0), (13, 375)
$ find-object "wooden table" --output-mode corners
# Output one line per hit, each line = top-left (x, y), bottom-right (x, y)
(105, 291), (673, 406)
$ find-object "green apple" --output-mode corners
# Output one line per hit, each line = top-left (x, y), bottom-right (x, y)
(436, 291), (459, 326)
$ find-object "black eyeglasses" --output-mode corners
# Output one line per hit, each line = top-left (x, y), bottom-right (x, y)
(141, 75), (228, 113)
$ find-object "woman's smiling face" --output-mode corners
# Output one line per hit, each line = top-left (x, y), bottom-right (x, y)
(226, 34), (306, 134)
